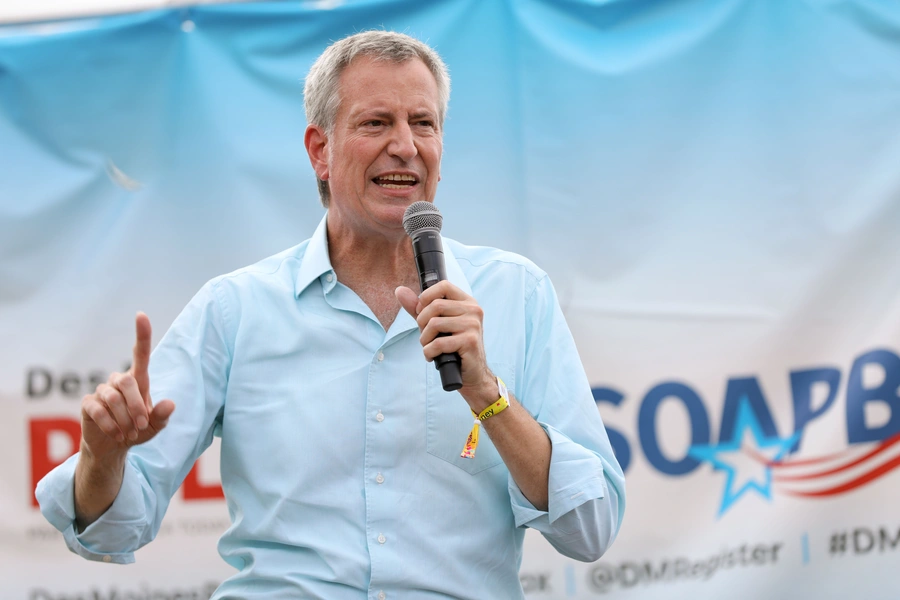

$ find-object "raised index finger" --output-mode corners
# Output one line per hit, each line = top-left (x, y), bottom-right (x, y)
(131, 311), (153, 401)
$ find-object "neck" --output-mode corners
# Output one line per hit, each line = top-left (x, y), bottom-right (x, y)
(326, 217), (420, 330)
(328, 223), (417, 284)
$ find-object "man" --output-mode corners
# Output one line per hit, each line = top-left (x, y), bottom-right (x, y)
(37, 31), (625, 598)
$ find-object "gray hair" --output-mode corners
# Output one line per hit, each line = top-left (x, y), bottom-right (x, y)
(304, 31), (451, 206)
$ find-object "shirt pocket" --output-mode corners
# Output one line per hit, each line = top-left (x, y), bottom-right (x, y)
(425, 362), (516, 474)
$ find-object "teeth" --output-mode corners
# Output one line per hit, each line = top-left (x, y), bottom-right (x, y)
(379, 174), (417, 182)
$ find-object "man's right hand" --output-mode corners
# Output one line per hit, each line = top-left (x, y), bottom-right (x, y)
(75, 312), (175, 529)
(80, 312), (176, 460)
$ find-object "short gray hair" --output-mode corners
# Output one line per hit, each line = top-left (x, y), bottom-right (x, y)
(304, 31), (451, 206)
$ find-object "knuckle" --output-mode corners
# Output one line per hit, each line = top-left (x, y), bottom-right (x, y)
(83, 402), (99, 419)
(121, 373), (136, 389)
(96, 386), (110, 403)
(105, 388), (123, 406)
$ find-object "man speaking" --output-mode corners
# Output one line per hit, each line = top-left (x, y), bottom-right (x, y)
(37, 31), (625, 599)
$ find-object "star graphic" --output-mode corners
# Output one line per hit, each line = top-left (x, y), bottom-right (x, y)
(689, 398), (801, 517)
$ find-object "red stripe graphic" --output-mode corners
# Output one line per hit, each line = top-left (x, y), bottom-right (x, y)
(778, 453), (900, 498)
(772, 433), (900, 482)
(742, 432), (900, 498)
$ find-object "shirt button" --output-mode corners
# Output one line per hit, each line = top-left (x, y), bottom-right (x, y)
(102, 555), (112, 563)
(375, 473), (385, 484)
(378, 592), (386, 600)
(377, 533), (386, 544)
(325, 273), (334, 282)
(376, 411), (384, 422)
(377, 351), (385, 362)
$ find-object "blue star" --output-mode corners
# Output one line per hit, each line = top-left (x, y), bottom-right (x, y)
(689, 398), (801, 517)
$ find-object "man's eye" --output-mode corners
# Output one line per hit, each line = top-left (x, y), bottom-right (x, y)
(364, 120), (384, 127)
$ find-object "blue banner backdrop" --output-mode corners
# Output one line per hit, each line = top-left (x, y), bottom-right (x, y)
(2, 0), (900, 598)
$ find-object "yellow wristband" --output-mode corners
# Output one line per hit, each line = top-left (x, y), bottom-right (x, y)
(460, 377), (510, 459)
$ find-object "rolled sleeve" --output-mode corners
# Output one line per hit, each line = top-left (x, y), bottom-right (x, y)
(509, 270), (626, 561)
(36, 453), (154, 564)
(508, 424), (621, 562)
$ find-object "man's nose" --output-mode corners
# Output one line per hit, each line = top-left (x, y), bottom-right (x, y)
(387, 122), (418, 161)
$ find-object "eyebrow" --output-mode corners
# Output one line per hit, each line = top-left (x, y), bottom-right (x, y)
(353, 109), (437, 121)
(409, 111), (437, 121)
(360, 110), (392, 120)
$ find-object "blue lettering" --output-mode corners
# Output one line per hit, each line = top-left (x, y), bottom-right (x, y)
(592, 386), (631, 473)
(638, 382), (710, 476)
(846, 349), (900, 444)
(720, 377), (779, 443)
(790, 367), (840, 451)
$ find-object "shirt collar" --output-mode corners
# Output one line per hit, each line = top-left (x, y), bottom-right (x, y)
(294, 212), (473, 298)
(442, 237), (473, 296)
(294, 214), (334, 298)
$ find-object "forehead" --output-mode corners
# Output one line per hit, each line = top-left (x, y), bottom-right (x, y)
(336, 56), (440, 116)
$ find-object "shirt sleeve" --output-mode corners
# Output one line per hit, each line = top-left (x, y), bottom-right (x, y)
(34, 281), (233, 562)
(36, 453), (158, 563)
(508, 273), (626, 562)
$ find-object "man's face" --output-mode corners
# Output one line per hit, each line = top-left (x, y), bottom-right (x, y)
(319, 56), (443, 236)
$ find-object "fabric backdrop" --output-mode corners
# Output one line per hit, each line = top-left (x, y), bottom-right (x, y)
(2, 0), (900, 598)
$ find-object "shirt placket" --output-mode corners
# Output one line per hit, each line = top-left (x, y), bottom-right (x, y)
(365, 341), (392, 600)
(364, 322), (423, 599)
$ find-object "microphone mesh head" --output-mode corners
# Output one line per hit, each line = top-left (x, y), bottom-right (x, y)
(402, 201), (443, 236)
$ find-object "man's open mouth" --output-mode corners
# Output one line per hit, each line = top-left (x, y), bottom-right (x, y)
(373, 174), (418, 189)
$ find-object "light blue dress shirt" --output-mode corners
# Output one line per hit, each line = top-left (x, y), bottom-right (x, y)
(37, 215), (625, 599)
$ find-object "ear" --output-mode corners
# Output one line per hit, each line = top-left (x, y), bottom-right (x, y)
(304, 124), (329, 182)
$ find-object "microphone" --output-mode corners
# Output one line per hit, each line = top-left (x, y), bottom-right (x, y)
(402, 201), (463, 392)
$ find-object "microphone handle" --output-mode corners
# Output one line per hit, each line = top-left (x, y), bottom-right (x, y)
(412, 232), (463, 392)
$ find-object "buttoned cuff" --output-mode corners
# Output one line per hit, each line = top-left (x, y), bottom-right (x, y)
(509, 423), (607, 529)
(36, 453), (150, 564)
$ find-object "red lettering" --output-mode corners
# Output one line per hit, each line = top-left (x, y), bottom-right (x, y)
(182, 462), (224, 500)
(30, 417), (81, 507)
(28, 417), (223, 507)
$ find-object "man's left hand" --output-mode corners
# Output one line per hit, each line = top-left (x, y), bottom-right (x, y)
(395, 282), (498, 412)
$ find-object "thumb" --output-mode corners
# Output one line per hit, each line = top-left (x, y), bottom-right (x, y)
(395, 286), (420, 319)
(148, 399), (176, 431)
